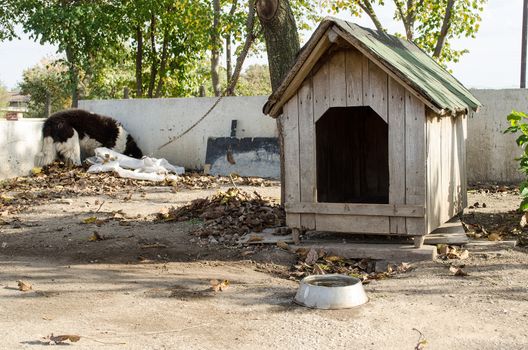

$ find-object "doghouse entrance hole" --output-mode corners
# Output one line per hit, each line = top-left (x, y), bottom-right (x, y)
(316, 106), (389, 204)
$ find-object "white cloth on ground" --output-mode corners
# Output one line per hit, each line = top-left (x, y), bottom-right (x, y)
(86, 147), (184, 182)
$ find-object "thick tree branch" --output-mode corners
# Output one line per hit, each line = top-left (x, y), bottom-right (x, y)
(226, 0), (257, 95)
(154, 28), (169, 98)
(225, 0), (238, 82)
(135, 26), (143, 97)
(433, 0), (455, 58)
(226, 0), (257, 96)
(147, 15), (158, 98)
(358, 0), (385, 32)
(211, 0), (221, 97)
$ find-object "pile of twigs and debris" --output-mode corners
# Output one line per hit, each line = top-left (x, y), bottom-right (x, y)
(0, 162), (278, 214)
(158, 188), (284, 243)
(287, 248), (412, 283)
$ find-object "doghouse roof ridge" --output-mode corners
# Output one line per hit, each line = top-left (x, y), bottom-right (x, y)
(263, 17), (481, 118)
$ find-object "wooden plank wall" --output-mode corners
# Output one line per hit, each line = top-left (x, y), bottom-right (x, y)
(405, 92), (426, 235)
(284, 47), (434, 234)
(425, 112), (467, 232)
(388, 78), (407, 234)
(282, 95), (301, 228)
(298, 79), (316, 230)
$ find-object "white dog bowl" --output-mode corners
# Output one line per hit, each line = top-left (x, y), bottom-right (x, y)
(294, 274), (368, 309)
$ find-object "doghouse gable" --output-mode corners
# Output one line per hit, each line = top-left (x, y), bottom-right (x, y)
(263, 18), (480, 238)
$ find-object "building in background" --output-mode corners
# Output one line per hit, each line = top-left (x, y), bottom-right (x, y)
(1, 92), (30, 120)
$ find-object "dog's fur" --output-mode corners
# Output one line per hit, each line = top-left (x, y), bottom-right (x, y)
(36, 109), (143, 166)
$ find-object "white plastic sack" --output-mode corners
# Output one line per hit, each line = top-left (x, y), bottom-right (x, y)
(86, 147), (184, 181)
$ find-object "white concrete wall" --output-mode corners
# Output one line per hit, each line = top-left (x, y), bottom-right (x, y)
(0, 119), (44, 179)
(467, 89), (528, 184)
(2, 91), (527, 183)
(79, 96), (277, 170)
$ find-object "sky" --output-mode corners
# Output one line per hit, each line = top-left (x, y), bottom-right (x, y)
(0, 0), (523, 90)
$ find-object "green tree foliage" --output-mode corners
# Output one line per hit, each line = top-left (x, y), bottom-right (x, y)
(17, 0), (128, 106)
(126, 0), (211, 98)
(327, 0), (486, 64)
(0, 2), (17, 40)
(0, 81), (9, 117)
(505, 111), (528, 211)
(236, 64), (272, 96)
(18, 59), (71, 118)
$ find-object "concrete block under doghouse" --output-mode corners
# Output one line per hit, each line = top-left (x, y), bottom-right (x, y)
(262, 17), (481, 248)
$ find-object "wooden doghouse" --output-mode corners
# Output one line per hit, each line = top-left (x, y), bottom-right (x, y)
(263, 18), (481, 248)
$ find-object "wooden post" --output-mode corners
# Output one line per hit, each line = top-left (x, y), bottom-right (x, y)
(522, 0), (528, 88)
(123, 87), (129, 99)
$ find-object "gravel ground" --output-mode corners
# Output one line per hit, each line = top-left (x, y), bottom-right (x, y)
(0, 181), (527, 349)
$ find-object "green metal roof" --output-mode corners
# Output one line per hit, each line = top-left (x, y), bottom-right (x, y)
(264, 17), (481, 117)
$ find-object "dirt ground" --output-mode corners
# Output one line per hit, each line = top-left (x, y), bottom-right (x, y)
(1, 176), (528, 349)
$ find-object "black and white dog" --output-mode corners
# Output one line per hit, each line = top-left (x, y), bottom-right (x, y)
(36, 109), (143, 166)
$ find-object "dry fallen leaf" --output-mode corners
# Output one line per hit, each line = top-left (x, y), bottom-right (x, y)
(45, 334), (81, 344)
(521, 213), (528, 228)
(437, 245), (450, 255)
(17, 280), (32, 292)
(31, 167), (42, 175)
(247, 235), (263, 243)
(488, 233), (502, 241)
(313, 264), (326, 275)
(210, 279), (230, 292)
(449, 266), (469, 277)
(276, 240), (289, 251)
(459, 249), (469, 260)
(82, 216), (97, 224)
(88, 232), (104, 241)
(305, 248), (318, 265)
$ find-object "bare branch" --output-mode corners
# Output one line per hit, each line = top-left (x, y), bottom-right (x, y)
(226, 0), (257, 95)
(433, 0), (455, 58)
(358, 1), (385, 32)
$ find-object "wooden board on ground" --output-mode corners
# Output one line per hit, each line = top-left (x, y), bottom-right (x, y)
(290, 243), (436, 262)
(424, 219), (468, 245)
(238, 231), (294, 245)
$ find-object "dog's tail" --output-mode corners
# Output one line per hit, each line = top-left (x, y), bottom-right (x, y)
(35, 123), (57, 167)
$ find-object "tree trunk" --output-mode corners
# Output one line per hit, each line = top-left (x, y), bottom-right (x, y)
(256, 0), (300, 204)
(155, 29), (169, 98)
(211, 0), (221, 97)
(147, 15), (158, 98)
(225, 0), (238, 93)
(65, 46), (79, 108)
(226, 35), (232, 90)
(257, 0), (300, 91)
(135, 26), (143, 97)
(433, 0), (455, 58)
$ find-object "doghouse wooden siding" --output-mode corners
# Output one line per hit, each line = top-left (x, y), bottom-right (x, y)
(264, 18), (481, 247)
(282, 48), (427, 236)
(425, 111), (468, 233)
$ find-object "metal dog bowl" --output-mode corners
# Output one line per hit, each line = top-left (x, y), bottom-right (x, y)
(294, 274), (368, 309)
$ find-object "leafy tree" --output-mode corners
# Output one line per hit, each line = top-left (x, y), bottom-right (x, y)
(17, 0), (128, 106)
(126, 0), (211, 98)
(327, 0), (486, 64)
(18, 59), (71, 118)
(236, 64), (272, 96)
(0, 2), (17, 40)
(505, 110), (528, 211)
(0, 81), (9, 117)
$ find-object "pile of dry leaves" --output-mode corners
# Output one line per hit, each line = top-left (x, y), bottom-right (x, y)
(158, 188), (284, 243)
(288, 248), (413, 283)
(0, 162), (277, 214)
